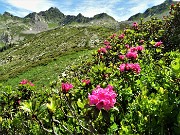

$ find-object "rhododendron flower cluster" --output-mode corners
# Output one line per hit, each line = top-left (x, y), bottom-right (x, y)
(19, 79), (34, 86)
(125, 46), (144, 60)
(125, 44), (130, 49)
(62, 83), (73, 93)
(105, 45), (112, 49)
(129, 47), (137, 52)
(126, 51), (138, 60)
(136, 46), (144, 51)
(133, 22), (138, 28)
(119, 55), (125, 60)
(82, 79), (91, 85)
(118, 33), (125, 39)
(98, 47), (107, 54)
(119, 63), (141, 74)
(130, 46), (144, 52)
(104, 40), (110, 45)
(154, 41), (163, 47)
(88, 85), (117, 111)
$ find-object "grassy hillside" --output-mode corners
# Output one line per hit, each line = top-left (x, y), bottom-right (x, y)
(2, 49), (93, 88)
(0, 25), (116, 84)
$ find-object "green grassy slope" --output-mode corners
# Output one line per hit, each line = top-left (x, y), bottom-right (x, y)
(2, 49), (93, 88)
(0, 25), (115, 83)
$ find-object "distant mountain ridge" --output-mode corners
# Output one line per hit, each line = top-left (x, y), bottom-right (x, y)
(0, 6), (120, 48)
(128, 0), (178, 21)
(24, 7), (116, 25)
(0, 6), (117, 28)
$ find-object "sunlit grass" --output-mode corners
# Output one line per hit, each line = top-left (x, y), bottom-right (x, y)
(2, 49), (93, 88)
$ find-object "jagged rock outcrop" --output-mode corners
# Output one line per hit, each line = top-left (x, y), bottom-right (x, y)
(1, 29), (12, 44)
(25, 7), (65, 23)
(25, 12), (48, 32)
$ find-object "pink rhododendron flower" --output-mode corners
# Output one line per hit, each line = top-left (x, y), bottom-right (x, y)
(154, 41), (163, 47)
(20, 79), (28, 85)
(89, 95), (99, 105)
(17, 99), (21, 105)
(171, 4), (174, 9)
(136, 46), (144, 52)
(19, 79), (34, 86)
(98, 47), (107, 53)
(130, 47), (138, 52)
(62, 83), (73, 93)
(132, 63), (141, 74)
(119, 63), (126, 72)
(105, 45), (112, 50)
(126, 51), (138, 60)
(82, 79), (91, 85)
(88, 85), (117, 111)
(125, 44), (130, 49)
(29, 82), (35, 86)
(125, 63), (133, 71)
(119, 63), (141, 74)
(119, 55), (125, 60)
(133, 22), (138, 28)
(118, 33), (125, 39)
(104, 40), (110, 45)
(139, 40), (144, 43)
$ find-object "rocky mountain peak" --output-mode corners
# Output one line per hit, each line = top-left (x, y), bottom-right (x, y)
(3, 12), (13, 17)
(93, 13), (115, 20)
(77, 13), (83, 17)
(47, 7), (60, 12)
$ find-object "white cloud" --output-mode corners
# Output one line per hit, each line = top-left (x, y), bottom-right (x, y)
(5, 0), (55, 12)
(1, 0), (56, 17)
(58, 0), (121, 22)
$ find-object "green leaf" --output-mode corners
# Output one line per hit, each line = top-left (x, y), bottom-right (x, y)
(20, 102), (32, 113)
(171, 58), (179, 71)
(156, 48), (161, 53)
(150, 40), (155, 45)
(110, 123), (118, 132)
(112, 107), (119, 112)
(77, 99), (84, 109)
(46, 98), (56, 113)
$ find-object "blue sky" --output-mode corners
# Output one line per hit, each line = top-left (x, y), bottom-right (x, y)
(0, 0), (179, 21)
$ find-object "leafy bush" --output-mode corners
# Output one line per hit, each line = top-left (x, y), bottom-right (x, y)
(0, 3), (180, 134)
